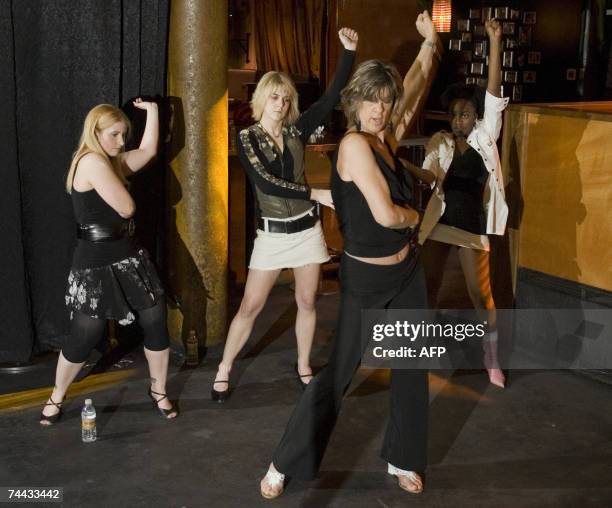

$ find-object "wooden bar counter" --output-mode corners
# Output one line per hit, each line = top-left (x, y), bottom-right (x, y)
(502, 101), (612, 295)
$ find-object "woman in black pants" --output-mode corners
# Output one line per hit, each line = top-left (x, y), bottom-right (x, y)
(40, 99), (177, 425)
(260, 11), (441, 498)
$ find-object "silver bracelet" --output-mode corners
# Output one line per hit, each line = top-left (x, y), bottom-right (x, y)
(421, 40), (435, 49)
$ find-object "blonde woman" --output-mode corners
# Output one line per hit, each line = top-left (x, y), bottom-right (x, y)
(211, 28), (358, 402)
(40, 99), (177, 425)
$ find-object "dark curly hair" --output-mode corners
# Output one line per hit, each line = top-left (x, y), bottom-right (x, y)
(440, 82), (486, 119)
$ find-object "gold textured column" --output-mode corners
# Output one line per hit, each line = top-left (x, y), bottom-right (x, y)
(166, 0), (228, 347)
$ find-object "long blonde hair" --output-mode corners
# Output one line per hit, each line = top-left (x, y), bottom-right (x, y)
(250, 71), (300, 125)
(66, 104), (131, 193)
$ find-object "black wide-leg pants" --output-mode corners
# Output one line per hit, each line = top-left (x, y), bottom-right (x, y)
(273, 252), (429, 480)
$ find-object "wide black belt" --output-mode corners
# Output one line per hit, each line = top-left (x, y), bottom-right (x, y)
(258, 209), (318, 234)
(76, 219), (135, 242)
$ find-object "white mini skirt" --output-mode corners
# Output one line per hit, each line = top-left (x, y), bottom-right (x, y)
(249, 220), (330, 271)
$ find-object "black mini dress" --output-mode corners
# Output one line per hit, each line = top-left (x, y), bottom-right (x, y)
(65, 185), (164, 325)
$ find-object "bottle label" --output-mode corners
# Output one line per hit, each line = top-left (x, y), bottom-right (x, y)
(82, 418), (96, 430)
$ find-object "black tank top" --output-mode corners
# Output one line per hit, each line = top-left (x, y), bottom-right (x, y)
(71, 185), (136, 269)
(439, 146), (488, 234)
(331, 136), (415, 257)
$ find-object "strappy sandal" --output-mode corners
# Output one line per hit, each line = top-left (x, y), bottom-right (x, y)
(148, 388), (178, 419)
(388, 464), (424, 494)
(294, 364), (313, 391)
(39, 397), (63, 426)
(260, 466), (285, 499)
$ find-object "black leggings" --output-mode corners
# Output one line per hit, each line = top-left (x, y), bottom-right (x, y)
(273, 253), (429, 479)
(62, 298), (170, 363)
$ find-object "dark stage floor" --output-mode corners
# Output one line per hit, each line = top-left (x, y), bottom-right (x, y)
(2, 258), (612, 507)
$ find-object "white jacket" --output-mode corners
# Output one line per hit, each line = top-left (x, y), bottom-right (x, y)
(418, 91), (510, 244)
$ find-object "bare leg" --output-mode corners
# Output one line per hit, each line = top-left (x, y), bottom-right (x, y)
(213, 268), (281, 391)
(457, 247), (504, 387)
(144, 347), (176, 417)
(40, 352), (84, 423)
(420, 240), (452, 307)
(291, 263), (320, 383)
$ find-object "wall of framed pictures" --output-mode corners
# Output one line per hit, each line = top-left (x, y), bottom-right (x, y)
(443, 0), (584, 104)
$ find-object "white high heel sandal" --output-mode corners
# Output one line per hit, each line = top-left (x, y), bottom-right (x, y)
(260, 464), (285, 499)
(388, 463), (424, 494)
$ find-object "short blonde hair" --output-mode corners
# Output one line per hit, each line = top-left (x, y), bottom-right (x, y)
(250, 71), (299, 125)
(66, 104), (131, 193)
(340, 60), (404, 129)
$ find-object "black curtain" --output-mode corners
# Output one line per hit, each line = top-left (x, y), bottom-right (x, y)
(0, 0), (169, 362)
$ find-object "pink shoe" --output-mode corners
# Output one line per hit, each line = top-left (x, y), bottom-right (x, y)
(483, 339), (505, 388)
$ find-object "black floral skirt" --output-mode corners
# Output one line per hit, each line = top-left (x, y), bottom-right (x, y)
(65, 248), (165, 325)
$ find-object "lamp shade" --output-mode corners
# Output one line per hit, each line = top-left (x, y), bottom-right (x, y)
(432, 0), (452, 33)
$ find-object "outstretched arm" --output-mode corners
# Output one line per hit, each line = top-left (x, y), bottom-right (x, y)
(481, 19), (508, 139)
(296, 28), (358, 141)
(485, 19), (502, 97)
(121, 98), (159, 173)
(401, 158), (436, 186)
(392, 10), (442, 142)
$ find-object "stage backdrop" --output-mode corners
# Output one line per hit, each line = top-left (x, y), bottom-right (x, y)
(0, 0), (169, 362)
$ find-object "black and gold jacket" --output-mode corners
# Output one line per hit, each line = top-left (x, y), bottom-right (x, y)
(236, 48), (355, 220)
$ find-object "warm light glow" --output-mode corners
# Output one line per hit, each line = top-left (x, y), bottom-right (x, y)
(432, 0), (452, 33)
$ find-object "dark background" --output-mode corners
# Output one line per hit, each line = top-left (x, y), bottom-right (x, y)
(0, 0), (169, 363)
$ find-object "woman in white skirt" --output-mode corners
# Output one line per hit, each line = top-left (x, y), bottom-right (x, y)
(211, 28), (359, 401)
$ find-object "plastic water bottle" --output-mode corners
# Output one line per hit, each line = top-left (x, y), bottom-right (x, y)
(81, 398), (97, 443)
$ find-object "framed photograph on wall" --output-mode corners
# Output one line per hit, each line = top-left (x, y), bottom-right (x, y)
(473, 41), (487, 58)
(512, 85), (522, 101)
(469, 8), (481, 19)
(466, 77), (477, 85)
(503, 51), (514, 68)
(462, 50), (473, 62)
(517, 53), (526, 67)
(481, 7), (493, 22)
(494, 7), (509, 19)
(528, 51), (541, 64)
(461, 32), (473, 43)
(449, 39), (462, 51)
(518, 26), (532, 46)
(510, 8), (521, 20)
(523, 70), (537, 83)
(471, 62), (484, 75)
(458, 19), (471, 32)
(474, 25), (486, 37)
(523, 11), (537, 24)
(502, 22), (515, 35)
(566, 68), (577, 81)
(506, 39), (518, 49)
(504, 70), (518, 83)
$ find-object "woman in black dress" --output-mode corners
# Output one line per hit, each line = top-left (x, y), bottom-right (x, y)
(40, 99), (177, 425)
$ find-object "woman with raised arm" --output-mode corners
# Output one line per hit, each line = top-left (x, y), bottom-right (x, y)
(259, 11), (441, 498)
(418, 19), (508, 387)
(210, 28), (358, 402)
(40, 99), (177, 425)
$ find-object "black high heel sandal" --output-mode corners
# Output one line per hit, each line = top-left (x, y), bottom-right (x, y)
(211, 380), (230, 403)
(148, 388), (178, 419)
(39, 397), (63, 426)
(294, 364), (313, 391)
